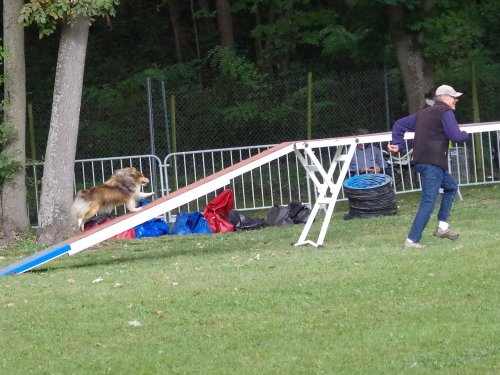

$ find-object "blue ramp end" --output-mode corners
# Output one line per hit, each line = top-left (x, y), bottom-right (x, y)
(0, 243), (72, 277)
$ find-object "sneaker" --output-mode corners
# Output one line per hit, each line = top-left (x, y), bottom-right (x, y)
(403, 240), (427, 250)
(433, 227), (459, 240)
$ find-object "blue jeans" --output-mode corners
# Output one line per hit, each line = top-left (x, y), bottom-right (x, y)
(408, 164), (458, 242)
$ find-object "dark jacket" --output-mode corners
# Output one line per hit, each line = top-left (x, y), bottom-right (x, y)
(413, 101), (469, 169)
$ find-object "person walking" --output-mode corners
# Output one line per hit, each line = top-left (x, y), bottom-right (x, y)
(388, 84), (470, 249)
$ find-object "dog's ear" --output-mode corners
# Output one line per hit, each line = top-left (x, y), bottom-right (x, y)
(113, 167), (135, 178)
(130, 168), (145, 179)
(113, 168), (126, 177)
(122, 172), (141, 191)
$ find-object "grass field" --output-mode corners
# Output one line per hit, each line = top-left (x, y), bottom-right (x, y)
(1, 185), (499, 374)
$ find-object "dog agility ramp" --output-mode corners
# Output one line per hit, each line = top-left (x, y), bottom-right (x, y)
(0, 142), (297, 276)
(0, 243), (71, 276)
(0, 134), (373, 276)
(1, 121), (499, 276)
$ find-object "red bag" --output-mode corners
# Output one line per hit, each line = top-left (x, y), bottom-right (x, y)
(113, 227), (136, 239)
(203, 189), (235, 233)
(84, 216), (136, 239)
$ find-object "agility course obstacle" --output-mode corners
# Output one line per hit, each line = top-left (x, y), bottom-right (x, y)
(1, 122), (499, 276)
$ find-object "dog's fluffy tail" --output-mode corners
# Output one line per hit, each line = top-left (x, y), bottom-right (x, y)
(71, 191), (91, 222)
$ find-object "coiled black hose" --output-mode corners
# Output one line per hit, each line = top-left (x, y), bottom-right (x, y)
(343, 174), (397, 219)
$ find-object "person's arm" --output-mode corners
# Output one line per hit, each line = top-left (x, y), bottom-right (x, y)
(441, 110), (470, 143)
(390, 113), (417, 152)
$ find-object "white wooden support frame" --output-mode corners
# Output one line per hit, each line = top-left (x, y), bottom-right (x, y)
(293, 138), (358, 247)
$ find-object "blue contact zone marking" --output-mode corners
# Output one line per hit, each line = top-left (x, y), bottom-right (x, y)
(0, 243), (72, 277)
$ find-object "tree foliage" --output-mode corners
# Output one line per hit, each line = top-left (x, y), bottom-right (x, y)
(206, 45), (267, 92)
(21, 0), (120, 37)
(20, 0), (500, 156)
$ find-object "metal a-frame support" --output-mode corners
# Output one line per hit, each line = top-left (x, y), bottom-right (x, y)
(293, 138), (358, 247)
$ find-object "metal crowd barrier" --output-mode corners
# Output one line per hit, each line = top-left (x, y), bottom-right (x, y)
(26, 127), (500, 226)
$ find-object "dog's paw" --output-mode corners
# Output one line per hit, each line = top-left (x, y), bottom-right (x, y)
(127, 206), (142, 212)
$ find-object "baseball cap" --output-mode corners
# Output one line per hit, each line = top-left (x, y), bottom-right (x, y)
(435, 84), (462, 97)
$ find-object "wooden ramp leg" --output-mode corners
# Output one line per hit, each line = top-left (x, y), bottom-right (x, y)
(293, 141), (357, 247)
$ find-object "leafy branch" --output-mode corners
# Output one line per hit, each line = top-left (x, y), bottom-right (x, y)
(20, 0), (120, 38)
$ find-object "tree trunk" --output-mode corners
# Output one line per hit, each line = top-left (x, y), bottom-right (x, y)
(2, 0), (29, 240)
(190, 0), (201, 60)
(254, 4), (264, 66)
(168, 0), (185, 63)
(198, 0), (216, 37)
(391, 32), (434, 112)
(387, 5), (434, 113)
(279, 9), (293, 73)
(37, 16), (90, 245)
(215, 0), (234, 47)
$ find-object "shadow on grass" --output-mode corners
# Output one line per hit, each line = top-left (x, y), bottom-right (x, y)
(31, 227), (302, 274)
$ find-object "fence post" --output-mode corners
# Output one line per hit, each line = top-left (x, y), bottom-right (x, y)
(146, 78), (158, 192)
(146, 78), (156, 156)
(471, 61), (483, 173)
(307, 72), (312, 140)
(306, 72), (313, 209)
(160, 81), (172, 155)
(384, 66), (391, 131)
(27, 102), (36, 161)
(170, 94), (177, 153)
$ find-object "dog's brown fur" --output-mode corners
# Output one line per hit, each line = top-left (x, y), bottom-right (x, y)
(71, 167), (154, 230)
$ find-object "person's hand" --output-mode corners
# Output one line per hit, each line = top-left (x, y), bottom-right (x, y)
(387, 144), (399, 153)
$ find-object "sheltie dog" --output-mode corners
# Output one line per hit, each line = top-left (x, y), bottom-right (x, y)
(71, 167), (154, 230)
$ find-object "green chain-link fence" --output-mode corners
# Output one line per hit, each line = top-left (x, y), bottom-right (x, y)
(28, 69), (498, 160)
